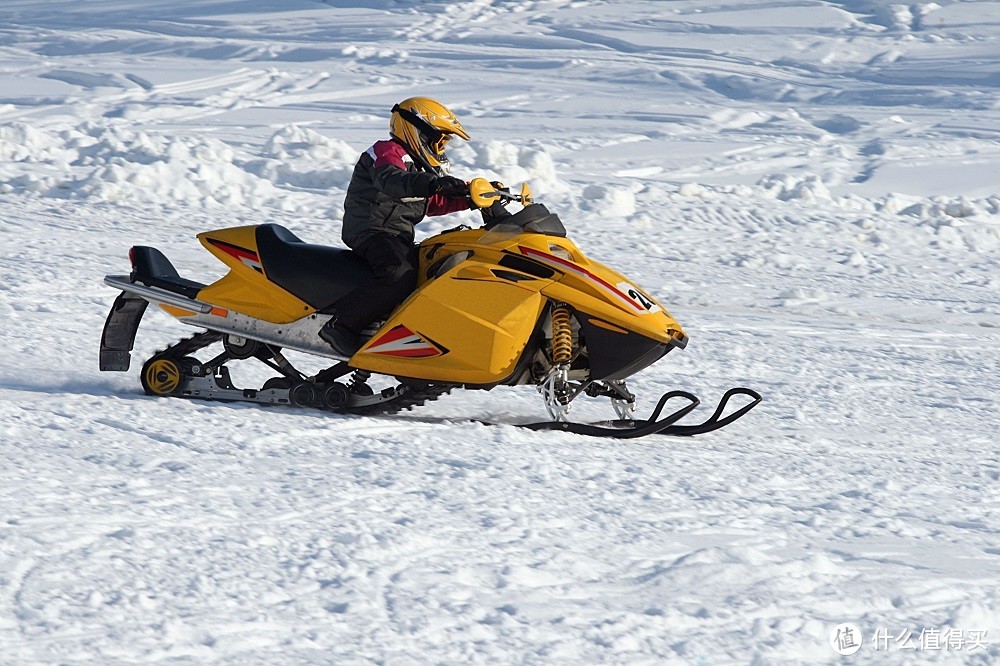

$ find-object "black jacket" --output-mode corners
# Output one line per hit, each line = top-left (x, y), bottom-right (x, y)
(341, 139), (468, 249)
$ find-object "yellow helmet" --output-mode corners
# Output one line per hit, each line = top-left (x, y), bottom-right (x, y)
(389, 97), (470, 173)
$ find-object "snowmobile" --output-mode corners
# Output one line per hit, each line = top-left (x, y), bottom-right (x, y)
(99, 180), (759, 438)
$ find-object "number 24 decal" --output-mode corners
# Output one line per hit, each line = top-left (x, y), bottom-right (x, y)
(618, 282), (661, 313)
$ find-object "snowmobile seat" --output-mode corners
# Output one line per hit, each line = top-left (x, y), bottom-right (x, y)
(255, 224), (377, 311)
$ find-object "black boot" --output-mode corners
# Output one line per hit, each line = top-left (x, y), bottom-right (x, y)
(319, 320), (361, 357)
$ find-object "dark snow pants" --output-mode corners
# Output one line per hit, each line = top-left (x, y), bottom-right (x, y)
(333, 233), (417, 333)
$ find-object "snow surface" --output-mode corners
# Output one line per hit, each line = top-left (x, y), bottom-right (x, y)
(0, 0), (998, 663)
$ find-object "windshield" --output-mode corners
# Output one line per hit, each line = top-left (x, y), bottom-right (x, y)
(476, 222), (525, 246)
(476, 203), (566, 245)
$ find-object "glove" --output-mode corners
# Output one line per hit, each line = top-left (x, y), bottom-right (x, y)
(433, 176), (469, 198)
(481, 200), (512, 228)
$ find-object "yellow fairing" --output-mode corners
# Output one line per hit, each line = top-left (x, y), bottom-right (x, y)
(351, 225), (685, 384)
(521, 236), (685, 344)
(541, 255), (685, 345)
(415, 228), (685, 344)
(195, 226), (315, 324)
(351, 263), (547, 385)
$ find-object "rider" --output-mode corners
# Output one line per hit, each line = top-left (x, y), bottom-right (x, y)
(319, 96), (474, 357)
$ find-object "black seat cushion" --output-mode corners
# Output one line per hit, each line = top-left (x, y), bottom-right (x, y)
(255, 224), (376, 311)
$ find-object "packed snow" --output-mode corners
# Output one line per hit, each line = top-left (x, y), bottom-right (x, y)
(0, 0), (998, 663)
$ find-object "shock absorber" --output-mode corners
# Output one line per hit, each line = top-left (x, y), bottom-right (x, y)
(540, 303), (575, 421)
(550, 303), (573, 364)
(348, 369), (371, 393)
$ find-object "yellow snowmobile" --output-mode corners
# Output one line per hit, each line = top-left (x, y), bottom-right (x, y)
(100, 180), (758, 438)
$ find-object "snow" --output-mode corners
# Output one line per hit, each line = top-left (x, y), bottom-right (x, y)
(1, 0), (998, 662)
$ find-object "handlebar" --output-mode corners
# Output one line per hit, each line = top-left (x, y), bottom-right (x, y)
(469, 177), (533, 208)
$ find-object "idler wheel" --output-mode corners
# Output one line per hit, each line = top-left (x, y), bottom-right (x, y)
(141, 357), (183, 396)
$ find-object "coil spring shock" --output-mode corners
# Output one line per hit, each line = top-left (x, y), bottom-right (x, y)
(550, 304), (573, 364)
(348, 369), (371, 391)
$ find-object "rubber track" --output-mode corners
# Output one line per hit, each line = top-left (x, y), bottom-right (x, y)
(346, 383), (453, 416)
(154, 330), (224, 359)
(152, 331), (452, 417)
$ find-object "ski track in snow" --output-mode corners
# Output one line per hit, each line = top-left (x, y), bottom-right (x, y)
(1, 1), (999, 663)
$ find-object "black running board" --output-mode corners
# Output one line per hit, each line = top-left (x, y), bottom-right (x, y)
(515, 388), (761, 439)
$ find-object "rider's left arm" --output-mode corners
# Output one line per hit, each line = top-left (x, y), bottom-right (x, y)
(425, 194), (471, 217)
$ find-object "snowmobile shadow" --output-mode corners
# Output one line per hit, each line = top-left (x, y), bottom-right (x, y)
(88, 385), (465, 429)
(0, 376), (130, 399)
(5, 378), (758, 441)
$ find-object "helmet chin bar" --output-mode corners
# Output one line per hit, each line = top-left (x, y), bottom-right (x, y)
(430, 133), (451, 154)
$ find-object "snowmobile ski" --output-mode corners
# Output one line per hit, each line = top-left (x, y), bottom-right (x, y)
(512, 387), (761, 439)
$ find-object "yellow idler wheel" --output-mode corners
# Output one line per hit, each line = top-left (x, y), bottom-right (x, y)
(141, 357), (184, 397)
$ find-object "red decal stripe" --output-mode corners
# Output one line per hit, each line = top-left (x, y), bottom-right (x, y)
(518, 246), (645, 312)
(365, 325), (446, 358)
(375, 324), (417, 346)
(209, 239), (259, 264)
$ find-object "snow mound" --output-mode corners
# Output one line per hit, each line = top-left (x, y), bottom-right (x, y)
(261, 124), (356, 163)
(581, 183), (636, 217)
(841, 0), (942, 32)
(0, 121), (571, 210)
(452, 140), (564, 194)
(0, 123), (349, 211)
(0, 123), (76, 164)
(757, 173), (832, 203)
(246, 124), (358, 191)
(60, 127), (289, 209)
(897, 196), (1000, 221)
